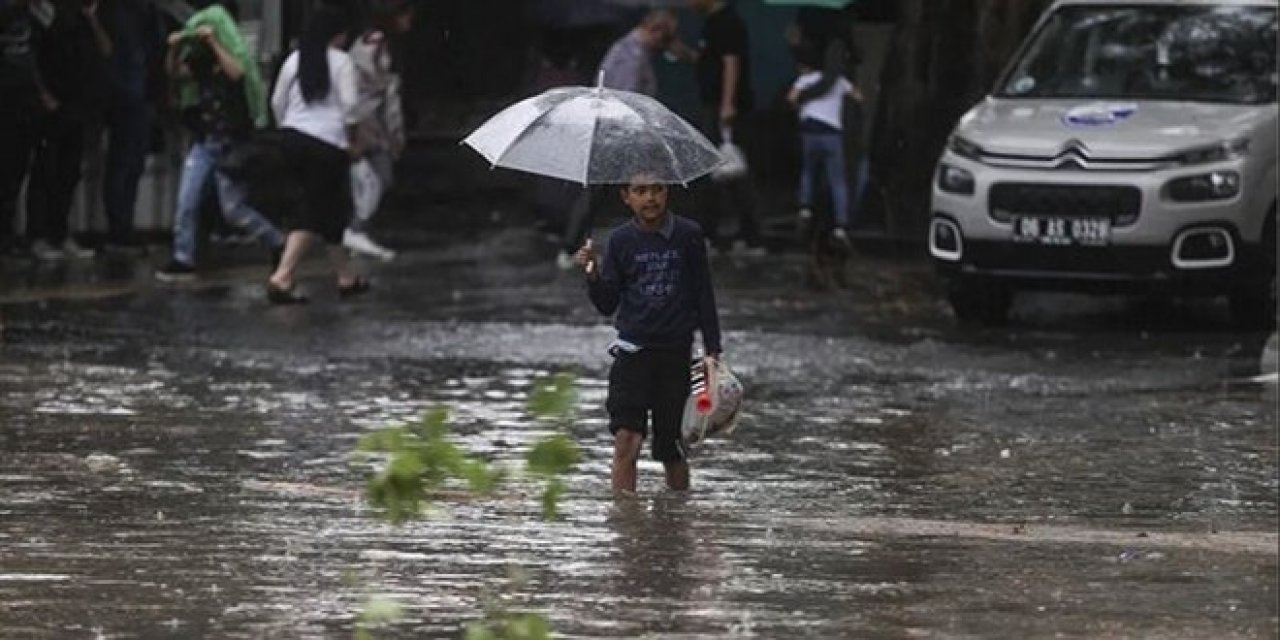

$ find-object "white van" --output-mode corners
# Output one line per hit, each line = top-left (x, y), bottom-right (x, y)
(929, 0), (1277, 327)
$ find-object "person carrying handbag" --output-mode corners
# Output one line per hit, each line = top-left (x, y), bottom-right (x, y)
(342, 0), (414, 262)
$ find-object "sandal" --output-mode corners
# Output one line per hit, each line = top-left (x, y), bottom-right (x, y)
(267, 283), (309, 305)
(338, 277), (371, 299)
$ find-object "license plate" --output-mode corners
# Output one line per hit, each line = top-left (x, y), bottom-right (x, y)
(1013, 217), (1111, 246)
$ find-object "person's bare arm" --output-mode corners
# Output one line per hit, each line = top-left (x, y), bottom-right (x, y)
(165, 31), (190, 78)
(668, 39), (700, 64)
(196, 25), (243, 81)
(83, 0), (113, 57)
(720, 54), (740, 124)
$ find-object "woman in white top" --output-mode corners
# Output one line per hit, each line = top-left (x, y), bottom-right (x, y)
(266, 6), (368, 304)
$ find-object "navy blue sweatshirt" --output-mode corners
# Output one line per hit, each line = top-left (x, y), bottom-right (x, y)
(588, 214), (722, 355)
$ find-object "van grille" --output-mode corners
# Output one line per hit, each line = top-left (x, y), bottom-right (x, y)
(989, 183), (1142, 226)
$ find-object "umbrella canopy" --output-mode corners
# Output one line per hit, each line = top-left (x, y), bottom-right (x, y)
(762, 0), (855, 8)
(463, 81), (723, 186)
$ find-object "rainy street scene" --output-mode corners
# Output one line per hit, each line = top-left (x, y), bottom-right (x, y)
(0, 0), (1277, 639)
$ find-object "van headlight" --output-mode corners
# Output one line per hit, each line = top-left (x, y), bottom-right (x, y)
(947, 135), (983, 160)
(937, 164), (975, 195)
(1177, 138), (1249, 166)
(1166, 171), (1241, 202)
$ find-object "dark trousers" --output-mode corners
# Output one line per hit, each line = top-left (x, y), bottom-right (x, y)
(0, 108), (37, 248)
(27, 112), (86, 245)
(695, 106), (763, 247)
(103, 98), (151, 243)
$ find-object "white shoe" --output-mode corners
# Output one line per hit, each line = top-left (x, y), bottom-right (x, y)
(31, 240), (64, 261)
(343, 229), (397, 262)
(555, 251), (576, 271)
(731, 240), (767, 258)
(62, 238), (96, 259)
(798, 207), (814, 221)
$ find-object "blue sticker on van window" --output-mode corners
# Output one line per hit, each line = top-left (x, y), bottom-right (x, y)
(1063, 103), (1138, 127)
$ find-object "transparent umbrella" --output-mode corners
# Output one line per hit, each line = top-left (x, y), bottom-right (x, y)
(462, 77), (724, 186)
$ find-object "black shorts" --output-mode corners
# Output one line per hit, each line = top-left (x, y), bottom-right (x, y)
(606, 347), (692, 463)
(279, 129), (352, 244)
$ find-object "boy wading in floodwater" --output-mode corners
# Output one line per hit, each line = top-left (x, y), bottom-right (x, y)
(576, 171), (723, 494)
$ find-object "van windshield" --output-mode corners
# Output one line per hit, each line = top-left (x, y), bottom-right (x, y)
(998, 4), (1277, 104)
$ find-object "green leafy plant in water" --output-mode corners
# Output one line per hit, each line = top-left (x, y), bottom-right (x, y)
(463, 614), (551, 640)
(357, 406), (503, 525)
(462, 566), (553, 640)
(353, 373), (582, 637)
(354, 595), (405, 640)
(525, 374), (581, 520)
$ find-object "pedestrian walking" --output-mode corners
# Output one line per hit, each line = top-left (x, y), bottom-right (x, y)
(265, 6), (367, 305)
(555, 9), (679, 271)
(100, 0), (164, 252)
(155, 0), (284, 282)
(0, 0), (49, 259)
(670, 0), (765, 257)
(788, 44), (863, 245)
(575, 165), (723, 494)
(342, 0), (414, 262)
(25, 0), (110, 261)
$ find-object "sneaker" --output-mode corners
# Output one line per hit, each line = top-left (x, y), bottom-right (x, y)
(731, 240), (768, 258)
(832, 227), (851, 247)
(155, 260), (196, 283)
(62, 238), (96, 260)
(343, 229), (397, 262)
(31, 240), (65, 261)
(797, 207), (814, 222)
(555, 251), (576, 271)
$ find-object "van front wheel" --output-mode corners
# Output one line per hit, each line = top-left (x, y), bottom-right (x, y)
(948, 278), (1012, 326)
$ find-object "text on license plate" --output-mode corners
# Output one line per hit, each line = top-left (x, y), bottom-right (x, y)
(1013, 217), (1110, 246)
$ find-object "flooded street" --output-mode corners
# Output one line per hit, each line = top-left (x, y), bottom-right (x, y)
(1, 229), (1275, 639)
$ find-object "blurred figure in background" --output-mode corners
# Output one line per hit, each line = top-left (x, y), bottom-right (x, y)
(670, 0), (765, 257)
(0, 0), (48, 260)
(100, 0), (164, 253)
(155, 0), (284, 282)
(26, 0), (112, 262)
(788, 43), (862, 244)
(343, 0), (414, 262)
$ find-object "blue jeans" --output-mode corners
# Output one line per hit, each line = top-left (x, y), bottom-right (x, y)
(799, 132), (850, 227)
(172, 138), (284, 266)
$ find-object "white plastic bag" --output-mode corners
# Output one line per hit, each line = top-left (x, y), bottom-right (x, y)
(350, 159), (385, 224)
(711, 127), (748, 182)
(681, 358), (744, 446)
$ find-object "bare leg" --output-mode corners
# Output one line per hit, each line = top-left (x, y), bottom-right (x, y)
(612, 430), (643, 495)
(269, 230), (316, 290)
(663, 461), (690, 491)
(327, 245), (358, 288)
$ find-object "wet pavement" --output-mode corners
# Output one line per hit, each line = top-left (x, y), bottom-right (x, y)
(0, 216), (1276, 638)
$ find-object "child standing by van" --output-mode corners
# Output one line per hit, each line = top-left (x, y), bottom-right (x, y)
(787, 45), (862, 244)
